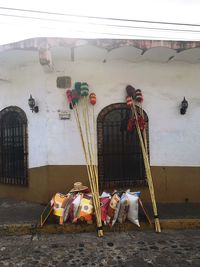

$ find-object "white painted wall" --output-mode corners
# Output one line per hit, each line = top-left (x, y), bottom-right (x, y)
(0, 59), (200, 167)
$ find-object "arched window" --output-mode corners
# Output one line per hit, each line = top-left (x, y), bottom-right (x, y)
(0, 106), (28, 185)
(97, 103), (148, 190)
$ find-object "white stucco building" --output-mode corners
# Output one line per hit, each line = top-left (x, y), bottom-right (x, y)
(0, 1), (199, 203)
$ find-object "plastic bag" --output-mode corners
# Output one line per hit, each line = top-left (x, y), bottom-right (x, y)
(126, 191), (140, 227)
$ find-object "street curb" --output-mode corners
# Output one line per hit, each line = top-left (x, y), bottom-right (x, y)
(160, 219), (200, 229)
(0, 219), (200, 236)
(0, 223), (37, 236)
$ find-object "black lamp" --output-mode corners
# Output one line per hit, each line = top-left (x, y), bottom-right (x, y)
(28, 94), (39, 113)
(180, 97), (188, 115)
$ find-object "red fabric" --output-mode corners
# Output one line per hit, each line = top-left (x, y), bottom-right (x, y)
(100, 197), (110, 223)
(127, 118), (136, 132)
(138, 116), (145, 131)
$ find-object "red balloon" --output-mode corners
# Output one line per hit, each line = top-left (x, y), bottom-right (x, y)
(66, 89), (72, 103)
(126, 96), (133, 108)
(135, 89), (143, 103)
(89, 93), (96, 105)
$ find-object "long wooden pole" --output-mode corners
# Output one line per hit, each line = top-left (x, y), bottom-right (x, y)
(77, 98), (103, 236)
(73, 101), (103, 236)
(131, 103), (161, 232)
(82, 98), (103, 236)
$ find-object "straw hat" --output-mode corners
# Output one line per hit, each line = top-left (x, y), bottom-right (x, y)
(70, 182), (88, 193)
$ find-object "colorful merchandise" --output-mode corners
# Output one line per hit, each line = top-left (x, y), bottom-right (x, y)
(80, 82), (89, 96)
(52, 193), (71, 225)
(71, 89), (79, 105)
(106, 192), (120, 226)
(78, 195), (94, 224)
(89, 93), (96, 105)
(126, 96), (133, 108)
(100, 192), (111, 225)
(135, 89), (143, 103)
(126, 85), (136, 98)
(66, 89), (72, 103)
(118, 193), (130, 224)
(63, 194), (75, 222)
(111, 198), (121, 227)
(68, 193), (83, 223)
(74, 82), (82, 96)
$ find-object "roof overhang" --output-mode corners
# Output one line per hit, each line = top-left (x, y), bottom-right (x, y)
(0, 38), (200, 68)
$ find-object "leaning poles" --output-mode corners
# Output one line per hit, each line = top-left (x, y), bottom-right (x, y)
(135, 89), (148, 153)
(66, 83), (103, 237)
(126, 86), (161, 233)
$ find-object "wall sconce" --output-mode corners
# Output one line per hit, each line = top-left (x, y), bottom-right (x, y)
(28, 94), (39, 113)
(180, 97), (188, 115)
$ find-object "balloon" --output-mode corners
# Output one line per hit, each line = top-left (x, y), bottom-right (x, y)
(66, 89), (72, 103)
(80, 82), (89, 96)
(126, 96), (133, 108)
(126, 85), (136, 98)
(71, 89), (79, 105)
(89, 93), (96, 105)
(135, 89), (143, 103)
(74, 82), (82, 96)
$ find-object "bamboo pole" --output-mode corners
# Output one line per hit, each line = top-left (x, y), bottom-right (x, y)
(138, 198), (152, 225)
(72, 101), (103, 236)
(92, 104), (99, 194)
(82, 98), (103, 236)
(81, 107), (102, 236)
(77, 98), (103, 236)
(131, 103), (161, 232)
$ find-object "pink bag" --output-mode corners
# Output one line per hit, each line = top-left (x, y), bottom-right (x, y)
(100, 197), (110, 225)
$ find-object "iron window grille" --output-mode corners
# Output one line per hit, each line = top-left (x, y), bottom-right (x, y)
(97, 103), (149, 190)
(0, 106), (28, 186)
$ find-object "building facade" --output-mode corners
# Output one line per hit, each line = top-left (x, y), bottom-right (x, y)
(0, 38), (199, 203)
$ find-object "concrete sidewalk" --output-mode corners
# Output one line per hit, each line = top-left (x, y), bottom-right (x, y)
(0, 198), (199, 235)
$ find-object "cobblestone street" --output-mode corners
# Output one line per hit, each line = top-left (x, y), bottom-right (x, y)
(0, 229), (200, 266)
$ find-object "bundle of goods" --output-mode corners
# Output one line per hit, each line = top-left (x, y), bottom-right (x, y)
(49, 191), (95, 225)
(100, 190), (142, 228)
(42, 186), (151, 229)
(50, 182), (95, 225)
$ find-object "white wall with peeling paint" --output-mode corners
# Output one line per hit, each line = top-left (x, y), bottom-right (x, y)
(0, 59), (200, 167)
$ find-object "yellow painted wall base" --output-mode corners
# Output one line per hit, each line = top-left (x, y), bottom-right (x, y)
(0, 165), (199, 204)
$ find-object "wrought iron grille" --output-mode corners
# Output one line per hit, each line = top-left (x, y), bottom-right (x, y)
(0, 107), (28, 185)
(97, 103), (148, 190)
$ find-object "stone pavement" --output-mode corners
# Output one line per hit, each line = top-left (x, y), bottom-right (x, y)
(0, 229), (200, 266)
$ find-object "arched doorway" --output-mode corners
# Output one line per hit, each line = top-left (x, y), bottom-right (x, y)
(97, 103), (148, 190)
(0, 106), (28, 185)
